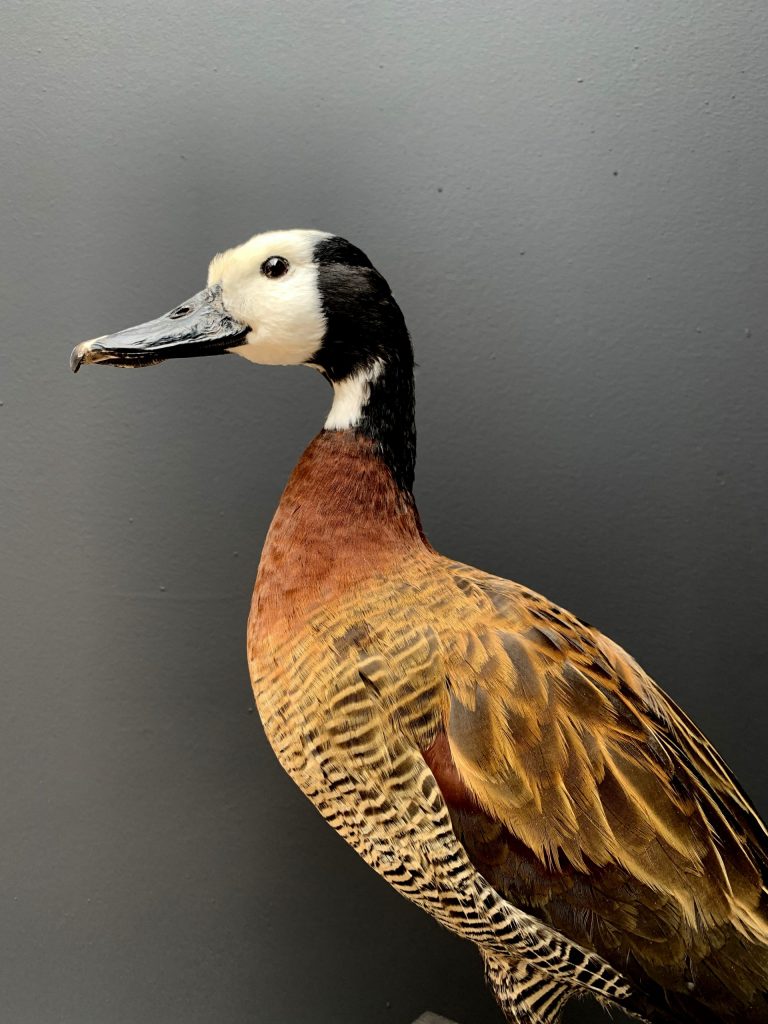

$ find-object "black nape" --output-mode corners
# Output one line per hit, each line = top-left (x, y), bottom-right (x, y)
(357, 350), (416, 495)
(312, 236), (417, 494)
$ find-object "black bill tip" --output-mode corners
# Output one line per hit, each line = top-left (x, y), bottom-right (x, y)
(70, 346), (83, 374)
(70, 339), (111, 373)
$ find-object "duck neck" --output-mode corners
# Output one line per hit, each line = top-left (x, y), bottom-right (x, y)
(254, 428), (427, 625)
(323, 349), (416, 493)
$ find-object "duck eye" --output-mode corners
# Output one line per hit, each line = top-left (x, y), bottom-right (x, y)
(261, 256), (290, 279)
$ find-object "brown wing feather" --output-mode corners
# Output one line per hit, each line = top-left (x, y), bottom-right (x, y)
(428, 558), (768, 1020)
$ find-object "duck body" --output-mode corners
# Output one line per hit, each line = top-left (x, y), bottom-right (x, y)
(249, 427), (768, 1024)
(72, 229), (768, 1023)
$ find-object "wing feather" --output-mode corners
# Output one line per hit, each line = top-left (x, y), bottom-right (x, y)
(426, 559), (768, 1016)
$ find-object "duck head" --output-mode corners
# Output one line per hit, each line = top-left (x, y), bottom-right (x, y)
(71, 228), (416, 488)
(72, 229), (408, 374)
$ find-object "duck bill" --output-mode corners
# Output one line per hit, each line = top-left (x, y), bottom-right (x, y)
(70, 285), (249, 373)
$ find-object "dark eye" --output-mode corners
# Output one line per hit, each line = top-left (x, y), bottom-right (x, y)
(261, 256), (290, 279)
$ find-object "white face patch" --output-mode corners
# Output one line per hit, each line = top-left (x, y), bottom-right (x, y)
(207, 229), (331, 365)
(324, 359), (383, 430)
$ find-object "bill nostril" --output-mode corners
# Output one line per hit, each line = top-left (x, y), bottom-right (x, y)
(170, 305), (192, 319)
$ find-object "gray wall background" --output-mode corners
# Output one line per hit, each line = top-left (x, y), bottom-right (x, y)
(2, 2), (767, 1022)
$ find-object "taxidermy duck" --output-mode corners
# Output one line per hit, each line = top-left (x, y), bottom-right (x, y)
(71, 230), (768, 1023)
